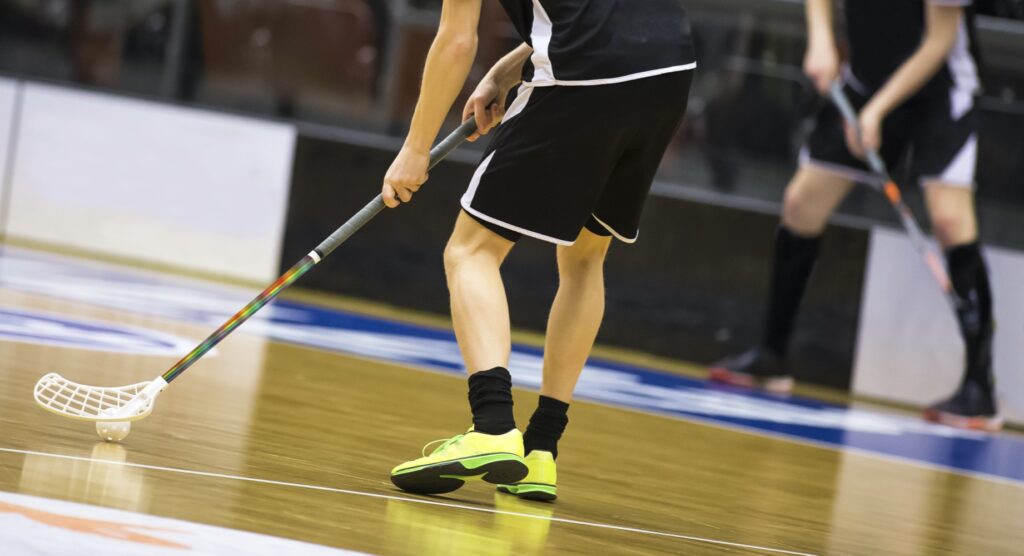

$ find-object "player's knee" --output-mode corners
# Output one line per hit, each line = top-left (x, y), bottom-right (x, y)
(443, 233), (503, 277)
(557, 241), (608, 278)
(443, 238), (474, 277)
(782, 187), (825, 234)
(930, 210), (969, 247)
(781, 187), (807, 225)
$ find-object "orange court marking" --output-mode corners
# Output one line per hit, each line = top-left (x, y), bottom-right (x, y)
(0, 501), (186, 549)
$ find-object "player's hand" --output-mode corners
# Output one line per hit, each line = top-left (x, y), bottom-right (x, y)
(803, 41), (839, 95)
(463, 76), (508, 142)
(844, 107), (883, 160)
(382, 147), (430, 208)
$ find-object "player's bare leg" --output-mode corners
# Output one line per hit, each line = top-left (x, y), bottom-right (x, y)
(709, 165), (854, 392)
(781, 165), (857, 235)
(540, 227), (612, 403)
(444, 211), (516, 375)
(921, 182), (1000, 430)
(391, 212), (527, 494)
(497, 226), (611, 501)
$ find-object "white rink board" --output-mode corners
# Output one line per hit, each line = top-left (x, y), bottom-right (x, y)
(854, 227), (1024, 425)
(0, 77), (17, 226)
(5, 82), (295, 282)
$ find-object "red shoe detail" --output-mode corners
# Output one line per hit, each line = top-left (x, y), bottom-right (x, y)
(923, 409), (1003, 432)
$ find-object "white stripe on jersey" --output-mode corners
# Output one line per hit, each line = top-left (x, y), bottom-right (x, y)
(947, 17), (980, 108)
(529, 0), (555, 82)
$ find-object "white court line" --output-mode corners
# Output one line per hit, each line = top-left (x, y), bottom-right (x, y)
(0, 447), (818, 556)
(5, 247), (1022, 490)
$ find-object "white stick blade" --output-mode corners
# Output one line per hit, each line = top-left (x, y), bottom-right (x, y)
(33, 372), (160, 422)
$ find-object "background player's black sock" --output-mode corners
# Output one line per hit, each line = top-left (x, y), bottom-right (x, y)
(468, 367), (516, 434)
(947, 241), (994, 391)
(762, 226), (822, 358)
(524, 395), (569, 459)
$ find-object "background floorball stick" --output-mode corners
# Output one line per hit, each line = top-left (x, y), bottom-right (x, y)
(828, 82), (963, 311)
(33, 118), (478, 439)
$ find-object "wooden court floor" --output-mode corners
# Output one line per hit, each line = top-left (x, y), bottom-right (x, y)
(0, 279), (1023, 555)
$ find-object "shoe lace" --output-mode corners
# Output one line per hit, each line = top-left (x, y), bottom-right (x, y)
(422, 434), (464, 457)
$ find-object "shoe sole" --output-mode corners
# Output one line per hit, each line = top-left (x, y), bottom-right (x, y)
(391, 453), (528, 495)
(497, 482), (557, 502)
(707, 367), (794, 394)
(923, 409), (1003, 432)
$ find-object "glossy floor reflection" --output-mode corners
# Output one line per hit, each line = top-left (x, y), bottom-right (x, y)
(0, 250), (1021, 555)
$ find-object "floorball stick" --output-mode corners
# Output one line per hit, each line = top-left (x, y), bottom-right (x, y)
(34, 118), (478, 425)
(828, 82), (962, 311)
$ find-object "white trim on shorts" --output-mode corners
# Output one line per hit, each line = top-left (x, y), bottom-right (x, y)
(919, 133), (977, 190)
(502, 85), (533, 123)
(525, 63), (697, 88)
(461, 151), (575, 246)
(591, 214), (638, 244)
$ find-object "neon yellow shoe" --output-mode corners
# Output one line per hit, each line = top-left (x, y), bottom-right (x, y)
(390, 429), (527, 495)
(496, 450), (557, 501)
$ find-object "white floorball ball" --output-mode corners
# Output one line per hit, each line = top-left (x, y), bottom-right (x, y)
(96, 421), (131, 442)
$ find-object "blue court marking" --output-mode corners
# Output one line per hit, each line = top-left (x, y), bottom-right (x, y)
(1, 247), (1022, 484)
(0, 307), (197, 356)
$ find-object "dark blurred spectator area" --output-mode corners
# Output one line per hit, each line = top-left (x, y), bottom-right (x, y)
(1, 0), (1023, 247)
(0, 0), (520, 126)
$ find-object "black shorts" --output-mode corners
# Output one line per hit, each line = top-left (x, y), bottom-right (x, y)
(461, 70), (693, 245)
(802, 83), (978, 189)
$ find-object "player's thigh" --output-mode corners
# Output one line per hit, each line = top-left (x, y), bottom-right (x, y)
(781, 166), (855, 235)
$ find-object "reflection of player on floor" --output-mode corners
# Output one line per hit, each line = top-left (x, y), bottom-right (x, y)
(382, 0), (696, 498)
(709, 0), (1000, 431)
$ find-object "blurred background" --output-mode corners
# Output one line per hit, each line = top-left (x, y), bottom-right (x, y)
(0, 0), (1022, 421)
(2, 0), (1023, 227)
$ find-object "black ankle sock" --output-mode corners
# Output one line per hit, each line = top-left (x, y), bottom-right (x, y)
(762, 226), (822, 357)
(467, 367), (516, 434)
(947, 241), (994, 391)
(524, 396), (569, 459)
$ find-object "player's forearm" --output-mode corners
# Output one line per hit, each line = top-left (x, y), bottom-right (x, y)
(865, 7), (961, 118)
(805, 0), (834, 47)
(404, 29), (479, 153)
(866, 46), (951, 117)
(487, 43), (533, 90)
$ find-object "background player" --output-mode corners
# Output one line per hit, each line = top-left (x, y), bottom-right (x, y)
(709, 0), (1000, 431)
(382, 0), (695, 498)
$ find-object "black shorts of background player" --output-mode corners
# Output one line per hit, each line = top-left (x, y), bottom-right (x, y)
(708, 0), (1000, 431)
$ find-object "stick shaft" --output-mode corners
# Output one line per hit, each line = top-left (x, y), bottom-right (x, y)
(161, 119), (477, 383)
(827, 83), (960, 309)
(315, 118), (477, 258)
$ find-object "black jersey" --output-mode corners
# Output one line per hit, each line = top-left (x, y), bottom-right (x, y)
(497, 0), (696, 86)
(844, 0), (980, 99)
